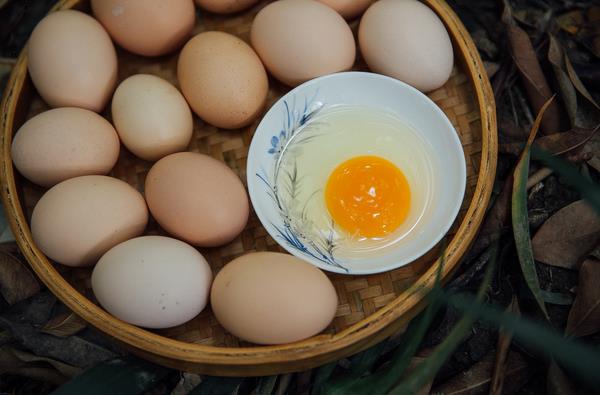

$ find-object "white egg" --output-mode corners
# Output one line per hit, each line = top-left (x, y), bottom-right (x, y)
(91, 236), (212, 328)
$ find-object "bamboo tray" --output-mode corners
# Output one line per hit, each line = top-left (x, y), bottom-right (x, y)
(0, 0), (496, 376)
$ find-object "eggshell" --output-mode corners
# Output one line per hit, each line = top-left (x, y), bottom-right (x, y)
(250, 0), (356, 87)
(91, 0), (195, 56)
(145, 152), (249, 247)
(111, 74), (193, 161)
(177, 31), (268, 129)
(11, 108), (120, 187)
(211, 252), (338, 344)
(28, 10), (117, 112)
(195, 0), (258, 14)
(92, 236), (212, 328)
(358, 0), (454, 92)
(31, 175), (148, 267)
(317, 0), (373, 19)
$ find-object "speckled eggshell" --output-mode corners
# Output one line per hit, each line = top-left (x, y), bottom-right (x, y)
(31, 175), (148, 267)
(358, 0), (454, 92)
(250, 0), (356, 87)
(195, 0), (258, 14)
(317, 0), (373, 19)
(111, 74), (193, 161)
(11, 107), (120, 187)
(211, 252), (338, 344)
(145, 152), (249, 247)
(92, 236), (213, 329)
(91, 0), (196, 56)
(27, 10), (117, 112)
(177, 31), (269, 129)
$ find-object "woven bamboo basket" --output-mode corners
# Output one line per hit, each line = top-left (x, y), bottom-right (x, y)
(0, 0), (496, 376)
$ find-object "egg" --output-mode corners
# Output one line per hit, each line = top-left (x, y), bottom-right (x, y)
(31, 175), (148, 267)
(145, 152), (249, 247)
(111, 74), (193, 161)
(91, 236), (212, 328)
(28, 10), (117, 112)
(250, 0), (356, 87)
(273, 104), (437, 258)
(317, 0), (373, 19)
(325, 155), (411, 238)
(358, 0), (454, 92)
(177, 31), (268, 129)
(195, 0), (258, 14)
(91, 0), (196, 56)
(11, 108), (120, 187)
(210, 252), (338, 344)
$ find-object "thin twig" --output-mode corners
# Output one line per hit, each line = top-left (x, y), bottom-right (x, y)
(526, 167), (553, 189)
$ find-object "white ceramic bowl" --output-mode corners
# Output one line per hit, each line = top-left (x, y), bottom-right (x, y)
(247, 72), (466, 275)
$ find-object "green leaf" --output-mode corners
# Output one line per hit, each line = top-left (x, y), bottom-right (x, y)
(312, 362), (337, 395)
(256, 375), (278, 395)
(318, 251), (449, 395)
(446, 293), (600, 387)
(541, 290), (574, 306)
(388, 247), (497, 395)
(190, 377), (245, 395)
(512, 98), (554, 319)
(531, 147), (600, 215)
(51, 357), (170, 395)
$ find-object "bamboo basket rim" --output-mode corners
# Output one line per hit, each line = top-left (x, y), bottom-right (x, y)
(0, 0), (497, 374)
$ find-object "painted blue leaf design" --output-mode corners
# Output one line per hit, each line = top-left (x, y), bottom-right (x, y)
(258, 91), (347, 272)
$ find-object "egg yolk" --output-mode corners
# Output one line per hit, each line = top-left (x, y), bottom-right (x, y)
(325, 155), (411, 238)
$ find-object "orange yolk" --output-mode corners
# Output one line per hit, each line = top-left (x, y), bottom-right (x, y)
(325, 155), (411, 238)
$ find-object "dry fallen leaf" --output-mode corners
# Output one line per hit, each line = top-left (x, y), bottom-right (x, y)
(0, 251), (40, 305)
(39, 312), (87, 338)
(547, 360), (576, 395)
(532, 200), (600, 269)
(490, 296), (519, 395)
(499, 126), (599, 156)
(503, 2), (565, 134)
(566, 259), (600, 337)
(432, 351), (531, 395)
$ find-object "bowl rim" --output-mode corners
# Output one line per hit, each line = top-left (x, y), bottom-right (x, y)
(0, 0), (497, 376)
(247, 70), (467, 275)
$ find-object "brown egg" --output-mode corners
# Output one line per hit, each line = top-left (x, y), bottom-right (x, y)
(112, 74), (193, 161)
(195, 0), (258, 14)
(28, 10), (117, 112)
(91, 0), (196, 56)
(250, 0), (356, 87)
(11, 107), (120, 187)
(145, 152), (249, 247)
(211, 252), (338, 344)
(31, 176), (148, 267)
(317, 0), (373, 19)
(359, 0), (454, 92)
(177, 31), (268, 129)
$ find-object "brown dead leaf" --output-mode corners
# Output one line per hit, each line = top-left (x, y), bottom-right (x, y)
(556, 10), (584, 35)
(499, 126), (599, 156)
(532, 200), (600, 269)
(39, 312), (87, 338)
(503, 3), (565, 134)
(547, 360), (576, 395)
(566, 259), (600, 337)
(0, 251), (40, 305)
(490, 297), (519, 395)
(432, 351), (531, 395)
(0, 345), (81, 386)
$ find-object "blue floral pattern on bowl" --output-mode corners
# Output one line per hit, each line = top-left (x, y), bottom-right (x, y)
(255, 92), (349, 272)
